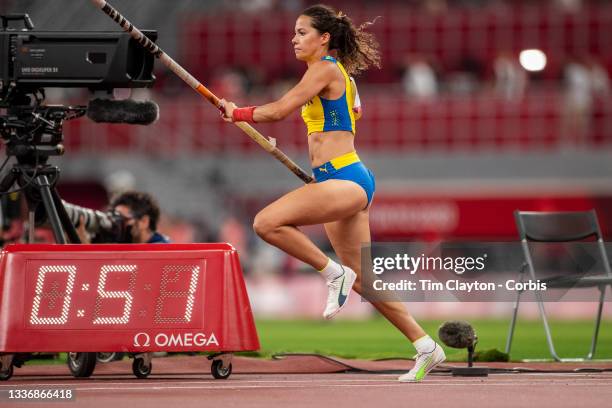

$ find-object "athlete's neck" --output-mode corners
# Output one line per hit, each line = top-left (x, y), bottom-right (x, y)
(306, 50), (332, 67)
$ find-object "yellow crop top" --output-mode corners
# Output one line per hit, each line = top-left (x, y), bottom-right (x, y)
(301, 56), (358, 135)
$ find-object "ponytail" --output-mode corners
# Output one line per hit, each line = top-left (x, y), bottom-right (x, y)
(301, 4), (381, 76)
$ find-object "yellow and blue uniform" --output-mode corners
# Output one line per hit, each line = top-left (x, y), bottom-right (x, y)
(303, 56), (375, 206)
(301, 56), (356, 135)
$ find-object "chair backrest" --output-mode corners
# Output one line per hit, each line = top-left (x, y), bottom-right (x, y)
(515, 209), (612, 280)
(514, 210), (601, 242)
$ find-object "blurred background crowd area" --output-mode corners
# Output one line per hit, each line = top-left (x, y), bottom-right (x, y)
(1, 0), (611, 305)
(5, 0), (610, 150)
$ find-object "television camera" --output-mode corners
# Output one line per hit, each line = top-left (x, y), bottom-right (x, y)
(0, 13), (156, 244)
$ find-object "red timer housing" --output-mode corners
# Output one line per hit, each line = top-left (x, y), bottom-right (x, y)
(0, 243), (259, 353)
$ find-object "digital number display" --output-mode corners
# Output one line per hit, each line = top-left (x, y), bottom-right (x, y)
(25, 260), (205, 329)
(30, 265), (77, 325)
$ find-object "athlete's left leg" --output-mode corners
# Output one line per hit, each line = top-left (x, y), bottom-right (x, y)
(324, 209), (427, 340)
(324, 209), (445, 382)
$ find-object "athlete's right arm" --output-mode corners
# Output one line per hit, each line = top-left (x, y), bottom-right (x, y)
(253, 61), (336, 122)
(220, 61), (336, 124)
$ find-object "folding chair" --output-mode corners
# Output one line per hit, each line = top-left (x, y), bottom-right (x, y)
(505, 210), (612, 361)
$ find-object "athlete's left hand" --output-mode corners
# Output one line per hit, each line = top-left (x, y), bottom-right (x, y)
(219, 98), (237, 122)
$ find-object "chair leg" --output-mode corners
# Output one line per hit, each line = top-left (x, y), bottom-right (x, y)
(523, 248), (563, 361)
(535, 292), (562, 361)
(506, 263), (527, 355)
(587, 286), (606, 360)
(505, 291), (521, 355)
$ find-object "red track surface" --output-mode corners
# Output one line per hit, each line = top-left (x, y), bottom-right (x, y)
(2, 356), (611, 408)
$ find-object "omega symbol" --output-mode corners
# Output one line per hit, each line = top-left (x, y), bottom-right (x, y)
(133, 332), (150, 347)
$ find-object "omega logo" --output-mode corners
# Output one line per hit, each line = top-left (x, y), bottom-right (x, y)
(133, 332), (218, 347)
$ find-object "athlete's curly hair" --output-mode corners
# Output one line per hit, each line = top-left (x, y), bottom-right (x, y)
(301, 4), (381, 77)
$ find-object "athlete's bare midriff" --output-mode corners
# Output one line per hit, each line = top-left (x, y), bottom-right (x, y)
(308, 130), (356, 167)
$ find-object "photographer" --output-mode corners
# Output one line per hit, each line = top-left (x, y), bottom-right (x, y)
(77, 190), (170, 244)
(109, 190), (170, 244)
(79, 190), (169, 364)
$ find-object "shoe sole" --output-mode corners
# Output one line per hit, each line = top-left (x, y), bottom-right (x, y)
(324, 270), (357, 320)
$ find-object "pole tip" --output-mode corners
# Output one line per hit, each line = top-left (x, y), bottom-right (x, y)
(91, 0), (106, 8)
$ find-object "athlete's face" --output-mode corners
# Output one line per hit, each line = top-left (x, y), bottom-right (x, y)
(292, 15), (330, 62)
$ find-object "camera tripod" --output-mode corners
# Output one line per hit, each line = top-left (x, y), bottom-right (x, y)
(0, 150), (80, 244)
(0, 95), (87, 244)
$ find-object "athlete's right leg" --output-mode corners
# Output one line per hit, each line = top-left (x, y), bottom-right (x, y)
(253, 179), (366, 318)
(253, 179), (367, 270)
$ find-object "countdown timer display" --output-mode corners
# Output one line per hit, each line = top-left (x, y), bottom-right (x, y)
(0, 244), (259, 352)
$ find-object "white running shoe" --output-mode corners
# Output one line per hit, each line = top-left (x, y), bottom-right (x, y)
(398, 343), (446, 383)
(323, 266), (357, 320)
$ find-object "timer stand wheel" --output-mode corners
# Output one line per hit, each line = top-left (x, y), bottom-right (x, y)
(211, 359), (232, 379)
(208, 353), (233, 380)
(132, 358), (152, 379)
(132, 353), (153, 379)
(67, 352), (97, 378)
(0, 355), (14, 381)
(0, 364), (13, 381)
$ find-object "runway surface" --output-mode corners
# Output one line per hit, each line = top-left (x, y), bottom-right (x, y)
(2, 355), (611, 407)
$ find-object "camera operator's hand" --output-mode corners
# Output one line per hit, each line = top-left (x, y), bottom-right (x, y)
(219, 99), (237, 123)
(76, 215), (91, 244)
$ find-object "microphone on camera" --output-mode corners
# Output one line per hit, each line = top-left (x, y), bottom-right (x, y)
(86, 98), (159, 125)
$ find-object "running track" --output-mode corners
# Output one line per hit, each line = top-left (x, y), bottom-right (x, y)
(2, 357), (611, 407)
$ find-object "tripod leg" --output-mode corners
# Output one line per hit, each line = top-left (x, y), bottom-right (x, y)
(35, 175), (66, 244)
(51, 188), (81, 244)
(27, 211), (35, 243)
(0, 168), (19, 193)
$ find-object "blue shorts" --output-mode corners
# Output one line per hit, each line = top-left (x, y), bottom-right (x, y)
(312, 151), (376, 206)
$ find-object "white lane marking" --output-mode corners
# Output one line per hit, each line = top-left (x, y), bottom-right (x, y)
(0, 378), (394, 387)
(3, 375), (611, 386)
(3, 376), (610, 388)
(50, 383), (612, 392)
(2, 381), (612, 393)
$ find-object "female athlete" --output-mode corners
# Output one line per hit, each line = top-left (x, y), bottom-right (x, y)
(220, 4), (445, 382)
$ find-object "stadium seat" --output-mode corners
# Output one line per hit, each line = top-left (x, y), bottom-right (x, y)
(505, 210), (612, 361)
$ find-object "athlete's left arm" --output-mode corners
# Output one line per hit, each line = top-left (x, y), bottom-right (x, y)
(255, 62), (336, 122)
